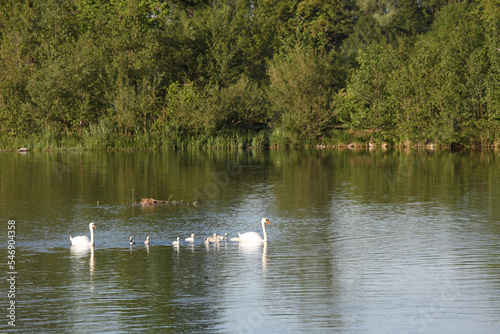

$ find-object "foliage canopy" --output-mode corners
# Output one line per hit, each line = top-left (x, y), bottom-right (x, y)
(1, 0), (499, 148)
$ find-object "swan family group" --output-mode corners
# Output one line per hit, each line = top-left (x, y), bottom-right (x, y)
(70, 218), (271, 247)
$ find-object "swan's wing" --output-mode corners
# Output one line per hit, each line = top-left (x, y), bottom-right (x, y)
(70, 235), (90, 246)
(238, 232), (263, 242)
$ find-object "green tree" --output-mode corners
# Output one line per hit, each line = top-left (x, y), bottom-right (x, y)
(0, 2), (37, 135)
(341, 0), (434, 67)
(254, 0), (350, 55)
(478, 0), (500, 142)
(340, 41), (403, 141)
(267, 47), (339, 144)
(196, 2), (250, 87)
(394, 2), (492, 145)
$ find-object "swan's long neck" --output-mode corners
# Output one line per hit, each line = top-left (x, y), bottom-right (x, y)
(262, 220), (267, 242)
(89, 225), (94, 245)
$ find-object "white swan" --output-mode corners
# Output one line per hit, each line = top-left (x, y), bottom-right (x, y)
(70, 222), (96, 246)
(185, 234), (195, 243)
(172, 237), (180, 246)
(144, 236), (150, 245)
(130, 237), (136, 245)
(231, 218), (270, 243)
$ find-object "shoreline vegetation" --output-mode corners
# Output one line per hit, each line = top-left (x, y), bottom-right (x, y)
(1, 1), (499, 151)
(1, 127), (499, 152)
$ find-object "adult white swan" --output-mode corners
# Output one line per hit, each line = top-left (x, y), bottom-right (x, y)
(70, 222), (96, 246)
(231, 218), (270, 243)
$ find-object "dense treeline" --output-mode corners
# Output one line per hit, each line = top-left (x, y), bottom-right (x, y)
(0, 0), (499, 149)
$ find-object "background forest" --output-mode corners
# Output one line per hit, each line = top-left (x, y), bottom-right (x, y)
(0, 0), (499, 149)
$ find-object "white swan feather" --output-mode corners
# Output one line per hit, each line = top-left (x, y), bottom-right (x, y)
(70, 222), (96, 246)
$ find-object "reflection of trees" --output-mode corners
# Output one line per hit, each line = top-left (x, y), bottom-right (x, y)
(86, 246), (223, 332)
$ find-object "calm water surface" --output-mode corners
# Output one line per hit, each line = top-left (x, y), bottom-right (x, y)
(2, 149), (500, 333)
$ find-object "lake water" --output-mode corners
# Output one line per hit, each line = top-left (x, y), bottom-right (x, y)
(2, 149), (500, 333)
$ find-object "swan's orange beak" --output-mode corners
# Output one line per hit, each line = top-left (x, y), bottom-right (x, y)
(266, 219), (270, 225)
(93, 225), (96, 229)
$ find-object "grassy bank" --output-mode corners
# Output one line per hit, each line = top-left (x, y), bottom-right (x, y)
(0, 127), (364, 151)
(2, 126), (497, 152)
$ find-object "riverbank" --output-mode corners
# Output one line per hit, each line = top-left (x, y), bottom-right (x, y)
(1, 127), (499, 152)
